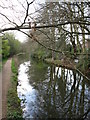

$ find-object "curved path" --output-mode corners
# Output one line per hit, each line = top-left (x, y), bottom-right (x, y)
(0, 58), (12, 119)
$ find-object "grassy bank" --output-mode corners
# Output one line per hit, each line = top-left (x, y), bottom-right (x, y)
(7, 58), (23, 119)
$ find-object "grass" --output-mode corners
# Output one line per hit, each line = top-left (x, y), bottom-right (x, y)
(11, 58), (18, 74)
(7, 58), (23, 119)
(0, 62), (2, 71)
(2, 57), (8, 65)
(0, 57), (8, 71)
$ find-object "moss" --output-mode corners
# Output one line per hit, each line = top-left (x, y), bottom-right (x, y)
(7, 58), (23, 119)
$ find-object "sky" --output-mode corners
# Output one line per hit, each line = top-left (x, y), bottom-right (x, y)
(15, 0), (45, 42)
(0, 0), (45, 42)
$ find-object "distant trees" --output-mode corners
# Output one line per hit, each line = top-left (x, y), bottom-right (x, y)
(2, 39), (10, 58)
(3, 33), (22, 56)
(1, 33), (22, 59)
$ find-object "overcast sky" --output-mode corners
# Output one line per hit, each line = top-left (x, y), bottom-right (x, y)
(0, 0), (45, 42)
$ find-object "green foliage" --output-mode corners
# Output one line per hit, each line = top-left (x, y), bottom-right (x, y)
(1, 33), (22, 58)
(11, 59), (17, 74)
(0, 39), (2, 70)
(2, 40), (10, 58)
(31, 49), (45, 60)
(7, 88), (23, 119)
(31, 45), (51, 61)
(7, 58), (23, 119)
(0, 39), (2, 55)
(0, 64), (1, 71)
(0, 57), (8, 71)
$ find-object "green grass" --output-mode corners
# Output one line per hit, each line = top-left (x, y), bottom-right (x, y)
(7, 58), (23, 119)
(0, 62), (2, 71)
(2, 57), (8, 64)
(11, 59), (18, 74)
(0, 57), (8, 71)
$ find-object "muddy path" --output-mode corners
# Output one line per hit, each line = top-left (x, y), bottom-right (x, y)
(0, 70), (2, 120)
(1, 58), (12, 119)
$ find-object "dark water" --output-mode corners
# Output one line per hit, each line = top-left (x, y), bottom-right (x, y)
(17, 59), (90, 119)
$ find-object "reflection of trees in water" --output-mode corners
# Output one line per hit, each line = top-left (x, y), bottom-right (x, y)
(52, 66), (89, 119)
(17, 54), (29, 64)
(29, 61), (90, 119)
(29, 60), (48, 85)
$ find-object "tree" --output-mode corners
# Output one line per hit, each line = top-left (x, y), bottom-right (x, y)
(1, 33), (22, 57)
(2, 39), (10, 58)
(5, 33), (22, 56)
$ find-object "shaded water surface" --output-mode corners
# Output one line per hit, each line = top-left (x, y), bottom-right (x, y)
(17, 60), (90, 119)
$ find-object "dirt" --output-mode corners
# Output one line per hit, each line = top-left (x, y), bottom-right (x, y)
(1, 58), (12, 119)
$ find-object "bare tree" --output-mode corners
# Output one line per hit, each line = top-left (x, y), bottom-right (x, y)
(0, 1), (90, 55)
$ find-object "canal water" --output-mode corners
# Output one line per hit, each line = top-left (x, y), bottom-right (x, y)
(17, 59), (90, 119)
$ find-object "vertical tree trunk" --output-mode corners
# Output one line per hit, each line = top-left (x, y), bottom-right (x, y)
(70, 24), (77, 54)
(81, 3), (85, 52)
(68, 3), (77, 54)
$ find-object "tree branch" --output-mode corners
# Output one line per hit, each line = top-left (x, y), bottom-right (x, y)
(62, 28), (90, 35)
(0, 13), (18, 26)
(20, 0), (35, 27)
(0, 21), (90, 34)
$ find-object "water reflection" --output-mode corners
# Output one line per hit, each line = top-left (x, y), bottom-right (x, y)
(17, 60), (90, 119)
(17, 61), (39, 118)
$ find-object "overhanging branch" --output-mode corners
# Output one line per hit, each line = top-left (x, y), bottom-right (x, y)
(0, 21), (90, 34)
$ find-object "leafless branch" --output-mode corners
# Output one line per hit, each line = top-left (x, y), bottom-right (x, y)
(0, 21), (90, 35)
(0, 13), (18, 27)
(20, 0), (35, 26)
(62, 28), (90, 35)
(18, 29), (68, 55)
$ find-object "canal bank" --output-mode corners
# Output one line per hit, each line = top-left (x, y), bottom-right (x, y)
(7, 58), (23, 119)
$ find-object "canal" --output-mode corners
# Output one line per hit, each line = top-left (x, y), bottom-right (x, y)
(17, 59), (90, 119)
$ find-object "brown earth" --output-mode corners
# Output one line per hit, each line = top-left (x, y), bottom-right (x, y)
(1, 58), (12, 119)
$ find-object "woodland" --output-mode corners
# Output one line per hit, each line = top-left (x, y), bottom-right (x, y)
(0, 1), (90, 77)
